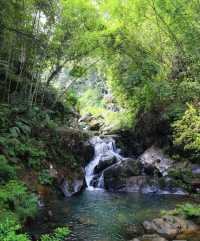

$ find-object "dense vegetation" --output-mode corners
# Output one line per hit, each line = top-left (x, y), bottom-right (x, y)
(0, 0), (200, 239)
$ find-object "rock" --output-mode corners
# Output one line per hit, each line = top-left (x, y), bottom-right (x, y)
(192, 166), (200, 174)
(191, 178), (200, 192)
(143, 215), (199, 239)
(139, 146), (173, 176)
(89, 119), (103, 131)
(60, 177), (85, 197)
(90, 174), (101, 187)
(176, 229), (200, 241)
(79, 113), (93, 123)
(83, 141), (94, 164)
(77, 216), (97, 226)
(94, 154), (117, 174)
(103, 158), (141, 190)
(49, 164), (58, 178)
(122, 176), (158, 193)
(123, 224), (145, 239)
(101, 124), (118, 135)
(131, 234), (167, 241)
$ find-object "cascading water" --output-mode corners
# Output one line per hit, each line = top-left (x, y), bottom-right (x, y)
(85, 136), (123, 190)
(84, 136), (186, 195)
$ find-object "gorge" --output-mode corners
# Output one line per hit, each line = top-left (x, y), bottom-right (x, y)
(1, 1), (200, 241)
(27, 134), (199, 241)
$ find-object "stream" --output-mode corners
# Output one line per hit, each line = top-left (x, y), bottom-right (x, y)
(30, 191), (188, 241)
(28, 136), (193, 241)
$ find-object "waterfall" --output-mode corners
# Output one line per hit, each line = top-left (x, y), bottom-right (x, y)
(85, 136), (123, 190)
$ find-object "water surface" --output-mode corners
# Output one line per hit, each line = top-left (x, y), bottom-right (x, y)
(30, 190), (189, 241)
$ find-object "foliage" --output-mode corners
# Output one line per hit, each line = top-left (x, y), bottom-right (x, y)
(173, 104), (200, 161)
(0, 134), (46, 169)
(40, 227), (70, 241)
(0, 155), (16, 182)
(0, 217), (30, 241)
(0, 180), (38, 222)
(78, 88), (133, 130)
(0, 217), (70, 241)
(65, 90), (78, 107)
(38, 169), (54, 185)
(177, 203), (200, 220)
(0, 0), (103, 105)
(162, 203), (200, 224)
(1, 1), (200, 239)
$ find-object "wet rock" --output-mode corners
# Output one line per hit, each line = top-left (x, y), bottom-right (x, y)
(192, 166), (200, 174)
(77, 216), (97, 226)
(90, 175), (100, 187)
(79, 113), (93, 123)
(131, 234), (167, 241)
(94, 155), (117, 174)
(60, 178), (85, 197)
(89, 119), (103, 131)
(118, 176), (161, 193)
(83, 141), (94, 164)
(176, 229), (200, 241)
(123, 224), (145, 239)
(143, 215), (199, 239)
(191, 178), (200, 192)
(103, 158), (141, 190)
(139, 146), (173, 176)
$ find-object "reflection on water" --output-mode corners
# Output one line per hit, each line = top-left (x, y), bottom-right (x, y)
(29, 190), (189, 241)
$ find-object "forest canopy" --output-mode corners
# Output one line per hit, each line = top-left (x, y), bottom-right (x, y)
(1, 0), (200, 154)
(1, 1), (200, 240)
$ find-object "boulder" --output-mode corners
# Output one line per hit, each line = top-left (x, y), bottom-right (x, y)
(123, 224), (145, 239)
(94, 154), (117, 174)
(89, 119), (103, 131)
(82, 141), (94, 164)
(122, 176), (159, 193)
(79, 113), (93, 123)
(192, 166), (200, 174)
(60, 176), (85, 197)
(131, 234), (167, 241)
(143, 215), (199, 239)
(139, 146), (173, 176)
(103, 158), (141, 190)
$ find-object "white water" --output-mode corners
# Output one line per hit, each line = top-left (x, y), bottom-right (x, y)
(85, 136), (123, 190)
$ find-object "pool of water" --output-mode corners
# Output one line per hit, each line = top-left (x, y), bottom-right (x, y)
(29, 190), (190, 241)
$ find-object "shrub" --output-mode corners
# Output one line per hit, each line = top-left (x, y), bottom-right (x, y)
(0, 217), (31, 241)
(161, 203), (200, 224)
(0, 135), (46, 169)
(40, 227), (70, 241)
(0, 205), (70, 241)
(38, 169), (54, 185)
(0, 155), (16, 182)
(173, 104), (200, 161)
(0, 181), (38, 222)
(177, 203), (200, 223)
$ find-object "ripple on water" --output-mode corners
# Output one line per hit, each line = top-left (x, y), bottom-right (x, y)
(28, 190), (192, 241)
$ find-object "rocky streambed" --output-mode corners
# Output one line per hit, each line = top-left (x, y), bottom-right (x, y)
(28, 134), (200, 241)
(27, 191), (198, 241)
(138, 214), (200, 241)
(83, 136), (200, 195)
